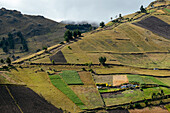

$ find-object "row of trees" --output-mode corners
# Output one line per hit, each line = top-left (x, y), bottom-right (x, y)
(64, 30), (81, 42)
(0, 57), (11, 65)
(0, 32), (28, 53)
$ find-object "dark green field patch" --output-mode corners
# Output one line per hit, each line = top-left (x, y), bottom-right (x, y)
(59, 70), (84, 85)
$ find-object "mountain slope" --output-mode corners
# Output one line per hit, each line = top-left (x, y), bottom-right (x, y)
(0, 8), (66, 59)
(60, 3), (170, 68)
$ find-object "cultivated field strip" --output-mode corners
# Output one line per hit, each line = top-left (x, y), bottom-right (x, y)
(0, 85), (21, 113)
(0, 85), (63, 113)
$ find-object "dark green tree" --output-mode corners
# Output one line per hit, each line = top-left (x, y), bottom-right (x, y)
(64, 30), (73, 40)
(100, 21), (105, 28)
(73, 30), (77, 38)
(8, 33), (14, 49)
(43, 46), (48, 51)
(152, 92), (157, 100)
(161, 90), (164, 96)
(0, 59), (4, 64)
(144, 98), (148, 106)
(119, 14), (122, 18)
(140, 5), (146, 13)
(2, 46), (8, 53)
(64, 36), (69, 42)
(99, 57), (106, 65)
(77, 30), (81, 37)
(6, 57), (11, 65)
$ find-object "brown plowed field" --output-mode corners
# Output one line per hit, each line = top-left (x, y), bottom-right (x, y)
(0, 85), (63, 113)
(133, 16), (170, 39)
(0, 86), (21, 113)
(129, 106), (169, 113)
(50, 50), (67, 63)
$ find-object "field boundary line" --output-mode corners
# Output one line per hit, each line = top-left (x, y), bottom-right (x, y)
(5, 85), (23, 113)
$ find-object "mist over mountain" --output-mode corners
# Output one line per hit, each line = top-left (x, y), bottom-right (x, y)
(0, 0), (154, 23)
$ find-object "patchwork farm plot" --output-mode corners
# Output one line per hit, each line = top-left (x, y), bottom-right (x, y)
(69, 72), (104, 109)
(49, 70), (104, 109)
(93, 74), (170, 106)
(48, 74), (85, 109)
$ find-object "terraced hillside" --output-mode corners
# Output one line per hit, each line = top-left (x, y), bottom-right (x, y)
(0, 0), (170, 113)
(59, 6), (170, 68)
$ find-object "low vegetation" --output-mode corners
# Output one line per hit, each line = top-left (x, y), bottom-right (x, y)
(59, 70), (84, 85)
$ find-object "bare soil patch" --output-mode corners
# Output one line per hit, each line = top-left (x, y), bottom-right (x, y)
(129, 106), (169, 113)
(0, 85), (62, 113)
(133, 16), (170, 39)
(0, 85), (21, 113)
(107, 109), (129, 113)
(113, 75), (129, 86)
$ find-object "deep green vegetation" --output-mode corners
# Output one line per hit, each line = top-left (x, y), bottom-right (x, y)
(164, 8), (170, 13)
(140, 5), (147, 13)
(49, 74), (84, 106)
(65, 24), (94, 33)
(100, 21), (105, 28)
(59, 70), (83, 85)
(64, 29), (82, 42)
(99, 57), (106, 65)
(127, 75), (166, 86)
(0, 31), (28, 53)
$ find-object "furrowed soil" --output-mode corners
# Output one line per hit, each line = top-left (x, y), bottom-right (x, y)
(7, 85), (63, 113)
(50, 50), (67, 63)
(0, 85), (63, 113)
(133, 16), (170, 39)
(0, 85), (21, 113)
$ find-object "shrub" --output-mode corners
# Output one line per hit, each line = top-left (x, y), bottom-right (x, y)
(99, 57), (106, 65)
(134, 103), (142, 109)
(6, 57), (11, 66)
(53, 69), (57, 72)
(81, 68), (86, 71)
(88, 69), (94, 73)
(60, 42), (64, 44)
(100, 21), (105, 28)
(68, 46), (72, 50)
(52, 60), (55, 64)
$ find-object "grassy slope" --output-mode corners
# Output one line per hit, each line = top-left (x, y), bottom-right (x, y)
(94, 66), (170, 76)
(61, 11), (170, 68)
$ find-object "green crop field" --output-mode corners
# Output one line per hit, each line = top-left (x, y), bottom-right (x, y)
(165, 8), (170, 13)
(59, 70), (84, 85)
(127, 75), (166, 86)
(103, 87), (170, 106)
